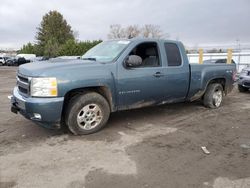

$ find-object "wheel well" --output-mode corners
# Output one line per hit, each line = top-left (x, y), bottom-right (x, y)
(207, 78), (226, 91)
(62, 86), (114, 115)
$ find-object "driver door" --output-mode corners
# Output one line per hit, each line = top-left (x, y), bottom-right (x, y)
(117, 42), (167, 110)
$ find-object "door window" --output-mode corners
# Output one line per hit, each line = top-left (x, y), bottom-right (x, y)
(164, 43), (182, 66)
(129, 42), (160, 67)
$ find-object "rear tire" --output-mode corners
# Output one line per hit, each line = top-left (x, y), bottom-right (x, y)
(203, 83), (224, 108)
(238, 85), (248, 92)
(65, 92), (110, 135)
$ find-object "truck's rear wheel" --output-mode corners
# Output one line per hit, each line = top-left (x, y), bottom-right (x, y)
(203, 83), (224, 108)
(65, 92), (110, 135)
(238, 85), (248, 92)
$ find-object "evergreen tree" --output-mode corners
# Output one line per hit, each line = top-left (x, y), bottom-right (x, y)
(19, 42), (35, 54)
(36, 10), (74, 57)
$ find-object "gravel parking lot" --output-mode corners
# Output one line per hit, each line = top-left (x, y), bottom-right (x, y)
(0, 67), (250, 188)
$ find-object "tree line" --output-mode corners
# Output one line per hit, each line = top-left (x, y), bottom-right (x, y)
(19, 10), (165, 58)
(20, 40), (102, 57)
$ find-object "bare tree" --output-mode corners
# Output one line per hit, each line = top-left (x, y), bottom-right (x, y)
(108, 24), (126, 39)
(125, 25), (141, 39)
(108, 24), (166, 39)
(141, 24), (163, 38)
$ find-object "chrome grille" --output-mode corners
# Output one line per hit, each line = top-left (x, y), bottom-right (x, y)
(17, 74), (30, 97)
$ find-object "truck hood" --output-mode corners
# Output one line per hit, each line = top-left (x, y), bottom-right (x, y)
(18, 59), (106, 77)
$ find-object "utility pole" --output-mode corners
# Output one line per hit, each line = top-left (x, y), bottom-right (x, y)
(236, 39), (241, 71)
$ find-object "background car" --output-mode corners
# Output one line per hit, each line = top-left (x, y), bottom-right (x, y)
(16, 57), (30, 66)
(0, 57), (6, 66)
(238, 67), (250, 92)
(203, 59), (236, 64)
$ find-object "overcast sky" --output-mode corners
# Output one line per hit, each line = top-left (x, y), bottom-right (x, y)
(0, 0), (250, 49)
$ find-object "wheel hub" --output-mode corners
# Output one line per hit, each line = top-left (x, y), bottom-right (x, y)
(213, 89), (223, 107)
(77, 104), (103, 130)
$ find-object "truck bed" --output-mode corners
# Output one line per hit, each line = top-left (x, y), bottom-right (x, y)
(188, 63), (236, 101)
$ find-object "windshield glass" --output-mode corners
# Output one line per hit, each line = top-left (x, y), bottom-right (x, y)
(82, 40), (130, 62)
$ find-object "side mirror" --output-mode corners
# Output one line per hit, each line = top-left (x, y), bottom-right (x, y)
(125, 55), (142, 67)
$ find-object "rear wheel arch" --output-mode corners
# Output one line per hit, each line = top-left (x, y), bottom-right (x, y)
(204, 78), (226, 93)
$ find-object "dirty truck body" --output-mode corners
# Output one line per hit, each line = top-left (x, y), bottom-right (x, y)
(11, 39), (236, 135)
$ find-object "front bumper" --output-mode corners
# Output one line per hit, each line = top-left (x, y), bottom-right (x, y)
(11, 87), (64, 129)
(238, 76), (250, 88)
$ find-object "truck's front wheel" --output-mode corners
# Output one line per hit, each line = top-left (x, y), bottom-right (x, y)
(203, 83), (224, 108)
(65, 92), (110, 135)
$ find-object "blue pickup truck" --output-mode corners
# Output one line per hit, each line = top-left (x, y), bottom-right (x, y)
(11, 39), (236, 135)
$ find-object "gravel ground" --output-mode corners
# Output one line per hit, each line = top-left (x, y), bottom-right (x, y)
(0, 66), (250, 188)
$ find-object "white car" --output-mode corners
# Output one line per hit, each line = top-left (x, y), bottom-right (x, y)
(0, 57), (5, 66)
(238, 67), (250, 92)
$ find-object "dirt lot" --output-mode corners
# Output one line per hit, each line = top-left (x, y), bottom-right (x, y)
(0, 66), (250, 188)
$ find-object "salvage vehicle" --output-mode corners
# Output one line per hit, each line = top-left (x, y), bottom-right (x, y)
(238, 67), (250, 92)
(203, 59), (236, 64)
(10, 39), (236, 135)
(0, 56), (6, 66)
(6, 58), (17, 66)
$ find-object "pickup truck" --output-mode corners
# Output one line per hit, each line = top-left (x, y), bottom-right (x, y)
(11, 39), (236, 135)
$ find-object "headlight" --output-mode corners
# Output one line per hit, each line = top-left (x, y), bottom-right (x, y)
(31, 77), (58, 97)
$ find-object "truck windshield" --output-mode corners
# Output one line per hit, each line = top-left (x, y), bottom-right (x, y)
(82, 40), (130, 62)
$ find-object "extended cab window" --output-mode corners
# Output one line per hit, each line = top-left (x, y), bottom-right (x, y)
(129, 42), (160, 67)
(164, 43), (182, 66)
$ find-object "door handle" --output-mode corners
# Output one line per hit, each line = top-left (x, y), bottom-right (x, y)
(153, 72), (164, 77)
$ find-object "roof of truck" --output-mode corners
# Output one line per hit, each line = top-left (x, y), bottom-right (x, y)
(108, 38), (180, 43)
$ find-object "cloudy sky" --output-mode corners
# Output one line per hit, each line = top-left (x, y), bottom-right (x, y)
(0, 0), (250, 49)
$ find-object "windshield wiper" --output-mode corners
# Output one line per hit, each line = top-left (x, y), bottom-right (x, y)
(82, 57), (96, 61)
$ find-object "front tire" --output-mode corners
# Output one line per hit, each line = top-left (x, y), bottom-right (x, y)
(203, 83), (224, 108)
(65, 92), (110, 135)
(238, 85), (248, 92)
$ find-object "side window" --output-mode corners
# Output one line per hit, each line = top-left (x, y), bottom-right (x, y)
(128, 42), (160, 67)
(164, 43), (182, 66)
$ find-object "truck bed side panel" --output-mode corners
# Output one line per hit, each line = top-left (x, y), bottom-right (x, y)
(188, 64), (236, 101)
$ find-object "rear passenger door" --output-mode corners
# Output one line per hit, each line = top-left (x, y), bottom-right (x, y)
(161, 42), (190, 101)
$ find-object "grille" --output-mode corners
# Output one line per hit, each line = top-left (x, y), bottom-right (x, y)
(17, 74), (30, 96)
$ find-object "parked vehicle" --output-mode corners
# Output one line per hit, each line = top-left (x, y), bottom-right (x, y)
(0, 56), (5, 66)
(11, 39), (236, 135)
(6, 58), (17, 66)
(16, 57), (30, 66)
(50, 56), (81, 63)
(238, 67), (250, 92)
(55, 56), (81, 60)
(16, 54), (36, 61)
(203, 59), (236, 64)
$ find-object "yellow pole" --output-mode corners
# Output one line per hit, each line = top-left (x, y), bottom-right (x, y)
(227, 49), (232, 64)
(199, 49), (203, 64)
